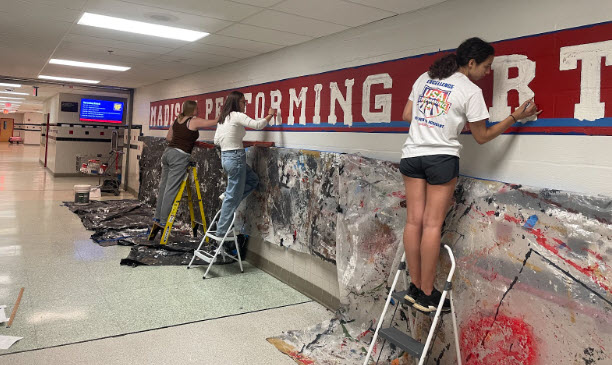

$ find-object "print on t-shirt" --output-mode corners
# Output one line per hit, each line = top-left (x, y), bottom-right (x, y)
(417, 80), (454, 120)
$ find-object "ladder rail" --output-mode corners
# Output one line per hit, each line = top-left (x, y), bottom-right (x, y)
(363, 245), (462, 365)
(418, 244), (457, 365)
(363, 252), (406, 365)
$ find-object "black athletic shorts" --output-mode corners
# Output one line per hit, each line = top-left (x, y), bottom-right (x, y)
(399, 155), (459, 185)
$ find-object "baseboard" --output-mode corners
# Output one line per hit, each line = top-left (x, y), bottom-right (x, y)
(246, 250), (341, 311)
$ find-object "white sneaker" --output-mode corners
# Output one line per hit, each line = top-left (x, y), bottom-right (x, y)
(219, 193), (226, 201)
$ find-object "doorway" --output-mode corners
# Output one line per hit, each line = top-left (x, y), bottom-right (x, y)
(0, 118), (14, 142)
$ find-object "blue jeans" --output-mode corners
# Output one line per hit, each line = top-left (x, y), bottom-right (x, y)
(154, 148), (191, 226)
(217, 149), (259, 236)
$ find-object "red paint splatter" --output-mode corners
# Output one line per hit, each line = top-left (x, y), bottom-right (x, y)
(553, 238), (571, 251)
(472, 205), (486, 217)
(583, 248), (604, 261)
(390, 191), (406, 200)
(287, 351), (315, 364)
(461, 314), (536, 365)
(503, 214), (522, 224)
(360, 200), (364, 208)
(529, 228), (611, 293)
(486, 211), (496, 216)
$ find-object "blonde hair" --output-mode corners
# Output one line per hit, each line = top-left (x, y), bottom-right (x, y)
(179, 100), (197, 119)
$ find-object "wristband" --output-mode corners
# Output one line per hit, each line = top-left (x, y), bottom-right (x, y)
(509, 114), (517, 123)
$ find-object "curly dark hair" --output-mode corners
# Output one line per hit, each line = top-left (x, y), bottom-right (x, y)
(428, 38), (494, 79)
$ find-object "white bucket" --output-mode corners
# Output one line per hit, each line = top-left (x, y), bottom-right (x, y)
(74, 184), (91, 205)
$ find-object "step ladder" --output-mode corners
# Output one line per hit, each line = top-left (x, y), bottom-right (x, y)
(363, 244), (462, 365)
(149, 161), (207, 245)
(187, 210), (244, 279)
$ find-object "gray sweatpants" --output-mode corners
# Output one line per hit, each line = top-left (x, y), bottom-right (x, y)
(154, 148), (191, 226)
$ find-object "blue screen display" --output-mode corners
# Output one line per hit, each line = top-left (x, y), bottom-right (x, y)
(79, 99), (124, 123)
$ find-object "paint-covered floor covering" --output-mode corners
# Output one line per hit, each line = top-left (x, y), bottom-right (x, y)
(0, 144), (332, 364)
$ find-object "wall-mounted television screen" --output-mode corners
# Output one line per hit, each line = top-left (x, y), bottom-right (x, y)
(79, 99), (124, 123)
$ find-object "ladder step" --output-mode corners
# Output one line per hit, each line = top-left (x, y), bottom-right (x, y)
(193, 250), (214, 263)
(378, 327), (424, 358)
(205, 232), (237, 241)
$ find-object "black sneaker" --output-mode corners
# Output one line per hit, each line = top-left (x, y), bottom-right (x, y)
(413, 288), (451, 313)
(404, 283), (422, 304)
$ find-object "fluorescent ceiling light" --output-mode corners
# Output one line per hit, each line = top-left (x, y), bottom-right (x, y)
(0, 83), (21, 88)
(38, 75), (100, 84)
(78, 12), (208, 42)
(49, 59), (130, 71)
(0, 96), (25, 100)
(0, 91), (29, 96)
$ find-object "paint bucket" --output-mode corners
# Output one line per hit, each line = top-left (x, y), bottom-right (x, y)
(74, 184), (91, 205)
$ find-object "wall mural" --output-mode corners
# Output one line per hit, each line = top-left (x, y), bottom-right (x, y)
(149, 22), (612, 136)
(137, 139), (610, 363)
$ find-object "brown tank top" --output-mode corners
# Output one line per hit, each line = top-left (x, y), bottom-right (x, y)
(168, 117), (199, 153)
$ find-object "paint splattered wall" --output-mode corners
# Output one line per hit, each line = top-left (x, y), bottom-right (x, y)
(138, 139), (611, 363)
(242, 147), (610, 364)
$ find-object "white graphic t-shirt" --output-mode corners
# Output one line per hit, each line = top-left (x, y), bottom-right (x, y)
(401, 72), (489, 158)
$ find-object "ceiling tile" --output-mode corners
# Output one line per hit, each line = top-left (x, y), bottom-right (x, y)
(218, 23), (312, 46)
(272, 0), (395, 27)
(123, 0), (264, 22)
(22, 0), (88, 10)
(345, 0), (447, 14)
(62, 34), (176, 55)
(242, 10), (348, 37)
(0, 1), (82, 23)
(163, 49), (240, 65)
(177, 42), (260, 59)
(196, 34), (283, 53)
(231, 0), (283, 7)
(55, 41), (161, 62)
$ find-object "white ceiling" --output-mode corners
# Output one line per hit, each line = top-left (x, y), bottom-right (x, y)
(0, 0), (445, 112)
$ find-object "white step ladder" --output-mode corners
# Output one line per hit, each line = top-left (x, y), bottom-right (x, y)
(363, 245), (462, 365)
(187, 210), (244, 279)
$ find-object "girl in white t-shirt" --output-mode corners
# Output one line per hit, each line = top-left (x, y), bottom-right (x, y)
(400, 38), (541, 312)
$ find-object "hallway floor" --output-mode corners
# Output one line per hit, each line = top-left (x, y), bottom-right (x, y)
(0, 143), (331, 364)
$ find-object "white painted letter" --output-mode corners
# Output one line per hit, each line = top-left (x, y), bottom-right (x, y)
(560, 40), (612, 121)
(270, 90), (282, 125)
(244, 93), (252, 115)
(205, 99), (213, 119)
(313, 84), (322, 124)
(329, 79), (355, 126)
(362, 74), (392, 123)
(215, 97), (224, 118)
(174, 102), (181, 120)
(255, 92), (265, 119)
(157, 107), (163, 126)
(489, 55), (536, 122)
(288, 87), (308, 125)
(150, 106), (157, 125)
(163, 104), (170, 126)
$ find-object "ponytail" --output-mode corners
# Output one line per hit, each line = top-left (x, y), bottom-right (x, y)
(428, 38), (494, 80)
(428, 54), (459, 79)
(179, 100), (197, 119)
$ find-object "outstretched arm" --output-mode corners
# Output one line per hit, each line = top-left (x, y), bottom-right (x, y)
(470, 98), (542, 144)
(189, 117), (218, 130)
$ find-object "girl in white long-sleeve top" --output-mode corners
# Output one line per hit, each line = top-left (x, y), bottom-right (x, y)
(213, 91), (276, 241)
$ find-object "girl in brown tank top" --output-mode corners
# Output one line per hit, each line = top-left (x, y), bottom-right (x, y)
(149, 100), (217, 240)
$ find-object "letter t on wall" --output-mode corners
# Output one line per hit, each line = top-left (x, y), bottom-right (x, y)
(560, 40), (612, 121)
